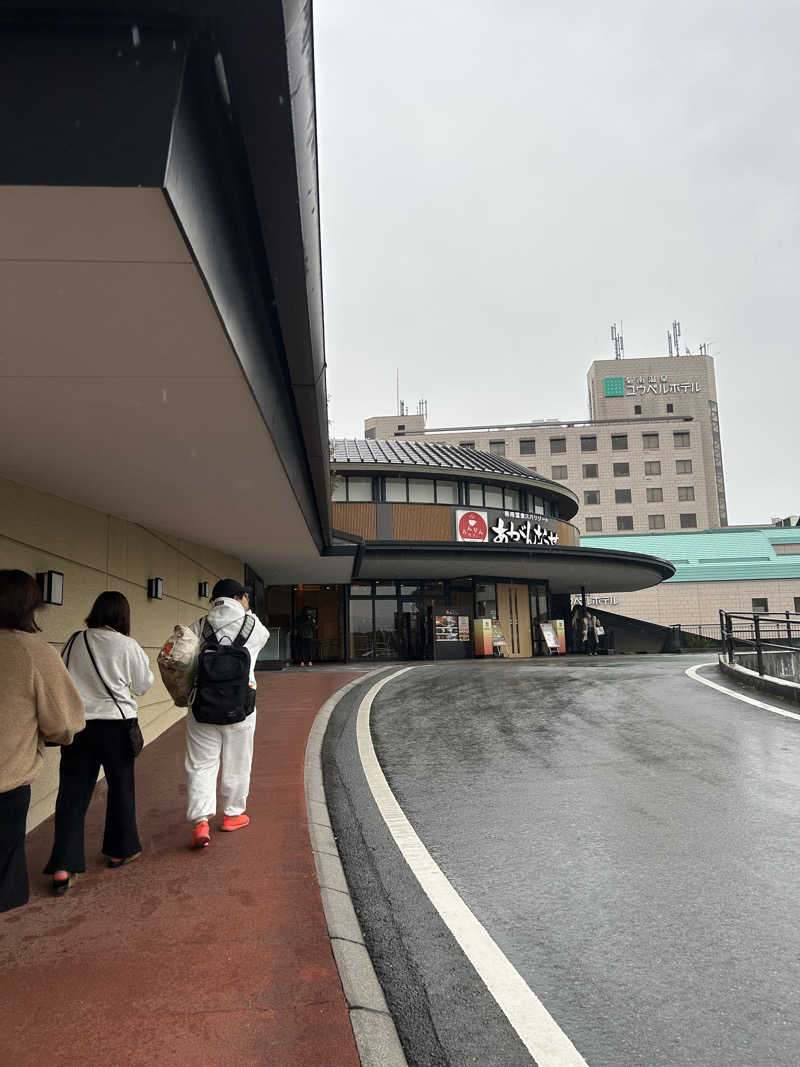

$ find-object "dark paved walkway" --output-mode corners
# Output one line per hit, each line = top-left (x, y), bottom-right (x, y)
(0, 671), (366, 1067)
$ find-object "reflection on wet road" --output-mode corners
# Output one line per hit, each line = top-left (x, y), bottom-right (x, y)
(367, 656), (800, 1066)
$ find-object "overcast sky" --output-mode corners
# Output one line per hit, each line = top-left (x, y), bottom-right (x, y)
(314, 1), (799, 526)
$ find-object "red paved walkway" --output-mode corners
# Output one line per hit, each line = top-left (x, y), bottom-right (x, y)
(0, 671), (365, 1067)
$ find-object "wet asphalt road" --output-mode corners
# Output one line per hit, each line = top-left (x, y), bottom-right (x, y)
(324, 655), (800, 1066)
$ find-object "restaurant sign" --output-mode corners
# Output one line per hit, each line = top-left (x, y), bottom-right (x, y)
(604, 375), (701, 397)
(455, 509), (559, 547)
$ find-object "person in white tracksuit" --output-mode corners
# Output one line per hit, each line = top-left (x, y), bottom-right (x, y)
(185, 579), (269, 849)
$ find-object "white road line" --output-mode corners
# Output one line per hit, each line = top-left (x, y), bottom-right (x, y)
(356, 667), (589, 1067)
(685, 662), (800, 722)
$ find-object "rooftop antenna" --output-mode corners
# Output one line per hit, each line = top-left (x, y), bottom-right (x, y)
(672, 320), (681, 357)
(667, 331), (673, 357)
(417, 398), (428, 420)
(611, 322), (625, 359)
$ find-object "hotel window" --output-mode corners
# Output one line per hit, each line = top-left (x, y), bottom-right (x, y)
(642, 432), (659, 450)
(644, 461), (661, 476)
(467, 482), (484, 506)
(794, 597), (800, 612)
(674, 431), (691, 448)
(504, 488), (520, 510)
(680, 513), (698, 528)
(615, 489), (632, 503)
(611, 434), (628, 451)
(550, 437), (567, 454)
(678, 486), (695, 501)
(676, 459), (693, 474)
(617, 516), (634, 530)
(648, 514), (666, 530)
(580, 435), (597, 452)
(666, 403), (674, 413)
(459, 440), (475, 449)
(489, 440), (506, 457)
(408, 478), (435, 503)
(584, 490), (600, 505)
(585, 517), (602, 532)
(346, 476), (374, 502)
(634, 405), (642, 414)
(384, 476), (407, 502)
(582, 464), (599, 479)
(519, 439), (536, 455)
(435, 480), (458, 504)
(646, 487), (663, 503)
(551, 465), (568, 480)
(484, 484), (503, 508)
(533, 495), (546, 515)
(613, 462), (630, 477)
(752, 598), (769, 613)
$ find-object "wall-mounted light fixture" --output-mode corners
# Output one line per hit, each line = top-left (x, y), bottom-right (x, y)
(198, 581), (209, 599)
(147, 578), (164, 600)
(37, 571), (64, 605)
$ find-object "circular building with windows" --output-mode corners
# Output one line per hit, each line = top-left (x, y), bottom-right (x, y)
(265, 439), (674, 663)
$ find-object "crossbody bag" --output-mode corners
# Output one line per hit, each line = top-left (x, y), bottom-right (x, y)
(64, 630), (144, 758)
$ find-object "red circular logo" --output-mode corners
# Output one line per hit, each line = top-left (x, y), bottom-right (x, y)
(458, 511), (488, 541)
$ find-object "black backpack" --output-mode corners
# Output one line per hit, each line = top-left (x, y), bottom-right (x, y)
(190, 614), (256, 725)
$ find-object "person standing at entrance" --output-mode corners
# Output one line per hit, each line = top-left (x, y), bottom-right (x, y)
(294, 605), (317, 667)
(0, 570), (85, 912)
(44, 591), (154, 895)
(585, 612), (599, 655)
(185, 579), (269, 849)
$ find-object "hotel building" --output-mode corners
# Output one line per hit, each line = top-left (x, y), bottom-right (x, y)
(365, 354), (728, 537)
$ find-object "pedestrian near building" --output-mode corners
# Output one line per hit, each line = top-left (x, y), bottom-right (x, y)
(0, 570), (84, 912)
(294, 605), (317, 666)
(586, 612), (599, 656)
(185, 579), (269, 849)
(44, 591), (154, 895)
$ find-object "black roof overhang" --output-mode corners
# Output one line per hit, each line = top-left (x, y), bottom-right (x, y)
(0, 0), (330, 551)
(353, 542), (676, 594)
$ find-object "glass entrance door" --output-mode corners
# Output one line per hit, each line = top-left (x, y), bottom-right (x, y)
(497, 583), (533, 658)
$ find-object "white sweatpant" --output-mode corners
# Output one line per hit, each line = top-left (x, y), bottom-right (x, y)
(185, 711), (257, 823)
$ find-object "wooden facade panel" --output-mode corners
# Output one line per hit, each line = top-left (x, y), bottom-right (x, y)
(556, 520), (579, 546)
(332, 502), (376, 541)
(393, 504), (453, 542)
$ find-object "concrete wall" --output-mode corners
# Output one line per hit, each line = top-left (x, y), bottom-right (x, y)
(591, 577), (800, 632)
(0, 475), (244, 829)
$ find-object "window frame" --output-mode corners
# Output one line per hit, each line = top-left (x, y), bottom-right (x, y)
(674, 431), (691, 449)
(549, 437), (567, 454)
(551, 464), (568, 480)
(613, 462), (630, 477)
(678, 485), (695, 502)
(614, 488), (632, 504)
(580, 435), (597, 452)
(642, 432), (660, 450)
(582, 463), (599, 479)
(644, 460), (661, 476)
(646, 487), (664, 503)
(584, 490), (600, 505)
(585, 517), (603, 532)
(519, 438), (536, 456)
(616, 515), (634, 531)
(648, 514), (666, 530)
(679, 513), (698, 528)
(611, 434), (628, 451)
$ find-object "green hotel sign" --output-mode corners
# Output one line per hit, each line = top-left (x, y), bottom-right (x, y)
(604, 377), (625, 397)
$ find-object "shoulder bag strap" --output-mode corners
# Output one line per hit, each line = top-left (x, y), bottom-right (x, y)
(62, 630), (81, 667)
(83, 631), (126, 719)
(233, 614), (256, 648)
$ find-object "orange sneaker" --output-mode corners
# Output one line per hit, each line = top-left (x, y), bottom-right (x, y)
(221, 814), (250, 832)
(190, 820), (210, 848)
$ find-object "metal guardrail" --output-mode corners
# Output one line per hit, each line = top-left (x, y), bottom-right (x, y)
(719, 610), (800, 677)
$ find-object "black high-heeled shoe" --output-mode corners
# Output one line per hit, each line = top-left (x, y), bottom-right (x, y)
(52, 874), (75, 896)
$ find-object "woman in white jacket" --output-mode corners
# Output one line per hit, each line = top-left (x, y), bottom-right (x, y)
(44, 591), (154, 894)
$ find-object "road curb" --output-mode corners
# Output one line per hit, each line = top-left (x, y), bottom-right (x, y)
(304, 673), (408, 1067)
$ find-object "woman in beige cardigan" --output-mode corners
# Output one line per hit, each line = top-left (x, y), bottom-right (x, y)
(0, 570), (85, 912)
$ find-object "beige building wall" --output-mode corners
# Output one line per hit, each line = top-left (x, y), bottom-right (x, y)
(592, 578), (800, 632)
(0, 475), (244, 830)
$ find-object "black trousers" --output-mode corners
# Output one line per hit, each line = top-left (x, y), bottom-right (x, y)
(44, 720), (141, 874)
(0, 784), (31, 912)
